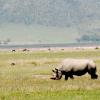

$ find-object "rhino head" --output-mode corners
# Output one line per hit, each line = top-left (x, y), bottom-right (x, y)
(50, 68), (62, 80)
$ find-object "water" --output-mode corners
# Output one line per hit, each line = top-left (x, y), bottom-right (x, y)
(0, 43), (100, 49)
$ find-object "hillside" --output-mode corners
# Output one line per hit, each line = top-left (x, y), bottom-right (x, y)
(0, 0), (100, 44)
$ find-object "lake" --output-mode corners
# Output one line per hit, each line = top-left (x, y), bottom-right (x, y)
(0, 43), (100, 49)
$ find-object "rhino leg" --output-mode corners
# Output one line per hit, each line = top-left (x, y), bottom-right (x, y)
(69, 75), (74, 79)
(91, 74), (98, 79)
(64, 72), (74, 80)
(65, 74), (68, 80)
(88, 67), (98, 79)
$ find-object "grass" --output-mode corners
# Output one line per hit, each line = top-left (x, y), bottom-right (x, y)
(0, 49), (100, 100)
(1, 90), (100, 100)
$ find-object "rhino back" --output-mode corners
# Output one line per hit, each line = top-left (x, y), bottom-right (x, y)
(59, 59), (95, 72)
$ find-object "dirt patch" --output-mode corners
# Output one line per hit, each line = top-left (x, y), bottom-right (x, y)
(32, 75), (51, 79)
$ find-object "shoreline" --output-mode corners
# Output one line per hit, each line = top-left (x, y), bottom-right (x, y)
(0, 45), (100, 52)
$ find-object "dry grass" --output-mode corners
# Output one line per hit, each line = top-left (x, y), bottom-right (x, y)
(0, 49), (100, 100)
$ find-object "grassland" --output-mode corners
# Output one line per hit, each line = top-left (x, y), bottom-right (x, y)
(0, 48), (100, 100)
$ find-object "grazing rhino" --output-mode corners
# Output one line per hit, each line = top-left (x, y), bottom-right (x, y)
(50, 59), (98, 80)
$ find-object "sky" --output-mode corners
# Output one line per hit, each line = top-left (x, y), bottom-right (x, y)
(0, 0), (100, 44)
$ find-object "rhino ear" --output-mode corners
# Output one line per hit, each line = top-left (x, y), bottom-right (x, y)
(52, 69), (56, 73)
(55, 68), (58, 72)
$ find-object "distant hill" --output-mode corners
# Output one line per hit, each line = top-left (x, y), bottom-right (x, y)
(0, 0), (100, 44)
(77, 34), (100, 43)
(0, 0), (100, 27)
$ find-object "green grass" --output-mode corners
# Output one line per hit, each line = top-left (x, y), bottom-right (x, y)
(0, 49), (100, 100)
(1, 90), (100, 100)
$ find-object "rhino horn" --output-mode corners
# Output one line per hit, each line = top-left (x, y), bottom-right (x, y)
(50, 77), (56, 80)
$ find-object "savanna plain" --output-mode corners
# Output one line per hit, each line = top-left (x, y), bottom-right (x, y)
(0, 48), (100, 100)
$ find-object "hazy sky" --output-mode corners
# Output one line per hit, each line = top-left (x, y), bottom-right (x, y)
(0, 0), (100, 44)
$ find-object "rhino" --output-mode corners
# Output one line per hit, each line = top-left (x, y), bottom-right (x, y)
(50, 59), (98, 80)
